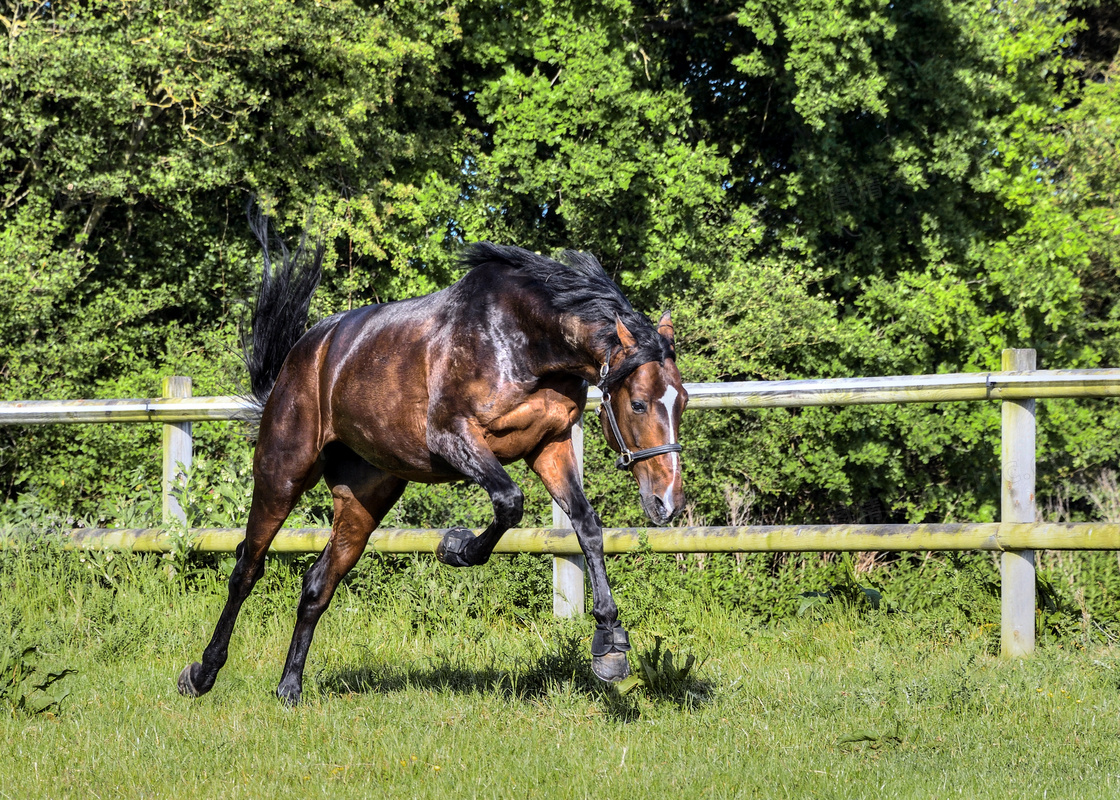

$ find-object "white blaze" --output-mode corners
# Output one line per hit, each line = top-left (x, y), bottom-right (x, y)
(658, 384), (681, 510)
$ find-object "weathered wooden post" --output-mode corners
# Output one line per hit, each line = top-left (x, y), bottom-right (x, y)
(1001, 349), (1036, 657)
(161, 376), (192, 526)
(553, 417), (586, 617)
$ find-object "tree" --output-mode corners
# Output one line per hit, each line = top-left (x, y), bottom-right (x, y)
(0, 0), (463, 507)
(1, 0), (1117, 528)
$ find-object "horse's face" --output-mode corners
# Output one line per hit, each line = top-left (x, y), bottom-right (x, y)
(601, 345), (688, 526)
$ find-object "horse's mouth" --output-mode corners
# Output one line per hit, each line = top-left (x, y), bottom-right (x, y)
(642, 493), (681, 526)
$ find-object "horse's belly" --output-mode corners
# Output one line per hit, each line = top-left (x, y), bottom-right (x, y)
(324, 316), (445, 475)
(331, 399), (444, 476)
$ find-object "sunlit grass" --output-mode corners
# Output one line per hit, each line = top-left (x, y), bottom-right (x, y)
(3, 546), (1120, 798)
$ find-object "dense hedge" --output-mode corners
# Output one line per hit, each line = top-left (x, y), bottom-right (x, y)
(1, 0), (1118, 530)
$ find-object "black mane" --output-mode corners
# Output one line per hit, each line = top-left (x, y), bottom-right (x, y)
(460, 243), (674, 389)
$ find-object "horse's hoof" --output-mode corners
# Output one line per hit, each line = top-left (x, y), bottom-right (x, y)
(178, 662), (203, 698)
(592, 652), (631, 683)
(276, 682), (301, 707)
(590, 621), (631, 682)
(435, 527), (475, 568)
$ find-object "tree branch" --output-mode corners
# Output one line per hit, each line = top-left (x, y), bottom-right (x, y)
(71, 111), (158, 252)
(643, 12), (739, 32)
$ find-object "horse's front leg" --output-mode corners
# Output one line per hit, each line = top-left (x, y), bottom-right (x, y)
(528, 438), (631, 682)
(428, 419), (524, 568)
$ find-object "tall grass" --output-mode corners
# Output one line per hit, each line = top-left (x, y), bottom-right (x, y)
(2, 530), (1120, 798)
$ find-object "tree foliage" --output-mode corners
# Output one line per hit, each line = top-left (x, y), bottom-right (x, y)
(0, 0), (1117, 526)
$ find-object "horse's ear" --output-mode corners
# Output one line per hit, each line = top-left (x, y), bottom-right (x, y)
(615, 315), (638, 350)
(657, 310), (675, 346)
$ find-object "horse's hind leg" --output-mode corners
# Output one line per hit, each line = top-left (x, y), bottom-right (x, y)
(275, 446), (406, 705)
(178, 444), (323, 698)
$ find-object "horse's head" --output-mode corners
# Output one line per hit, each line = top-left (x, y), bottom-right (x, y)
(598, 312), (688, 526)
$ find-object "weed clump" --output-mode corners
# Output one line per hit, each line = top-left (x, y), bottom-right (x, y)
(1, 612), (75, 716)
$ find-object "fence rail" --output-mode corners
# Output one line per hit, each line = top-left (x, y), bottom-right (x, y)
(4, 368), (1120, 424)
(49, 522), (1120, 555)
(3, 353), (1120, 658)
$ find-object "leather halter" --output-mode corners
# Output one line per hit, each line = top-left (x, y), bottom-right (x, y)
(596, 352), (684, 471)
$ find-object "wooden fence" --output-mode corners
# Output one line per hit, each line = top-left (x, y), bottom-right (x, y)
(3, 349), (1120, 658)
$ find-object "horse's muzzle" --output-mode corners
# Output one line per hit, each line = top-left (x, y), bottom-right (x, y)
(642, 491), (682, 526)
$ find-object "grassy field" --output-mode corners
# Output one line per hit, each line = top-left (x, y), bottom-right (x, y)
(3, 542), (1120, 799)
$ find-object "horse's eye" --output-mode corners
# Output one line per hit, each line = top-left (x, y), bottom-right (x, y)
(630, 401), (647, 414)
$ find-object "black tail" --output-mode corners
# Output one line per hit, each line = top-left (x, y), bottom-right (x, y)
(244, 207), (324, 407)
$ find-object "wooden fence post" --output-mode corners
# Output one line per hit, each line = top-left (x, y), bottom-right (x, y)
(162, 376), (192, 526)
(553, 417), (586, 617)
(1001, 349), (1036, 657)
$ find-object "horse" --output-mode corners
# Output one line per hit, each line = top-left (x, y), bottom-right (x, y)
(177, 216), (688, 704)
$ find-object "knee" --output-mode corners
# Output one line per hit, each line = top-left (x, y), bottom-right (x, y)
(495, 485), (524, 528)
(569, 497), (598, 529)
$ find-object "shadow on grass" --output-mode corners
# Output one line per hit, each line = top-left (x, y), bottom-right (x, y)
(314, 633), (713, 722)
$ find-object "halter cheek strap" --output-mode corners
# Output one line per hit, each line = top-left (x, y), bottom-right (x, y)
(596, 353), (684, 471)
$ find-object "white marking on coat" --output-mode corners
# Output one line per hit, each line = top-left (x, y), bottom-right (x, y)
(658, 384), (680, 511)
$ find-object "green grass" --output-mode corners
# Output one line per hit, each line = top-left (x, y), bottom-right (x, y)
(3, 543), (1120, 798)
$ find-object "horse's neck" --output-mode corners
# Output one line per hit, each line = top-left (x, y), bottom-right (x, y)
(519, 309), (607, 385)
(558, 328), (616, 386)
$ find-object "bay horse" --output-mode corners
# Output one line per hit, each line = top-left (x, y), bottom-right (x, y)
(178, 217), (688, 704)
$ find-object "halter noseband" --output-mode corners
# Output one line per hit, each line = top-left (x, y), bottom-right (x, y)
(596, 352), (684, 471)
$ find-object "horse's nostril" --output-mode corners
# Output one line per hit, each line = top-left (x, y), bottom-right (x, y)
(652, 494), (675, 522)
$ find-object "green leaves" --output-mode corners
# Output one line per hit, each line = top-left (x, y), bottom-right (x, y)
(458, 0), (730, 289)
(837, 723), (903, 748)
(2, 0), (1118, 530)
(0, 632), (76, 717)
(615, 635), (701, 699)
